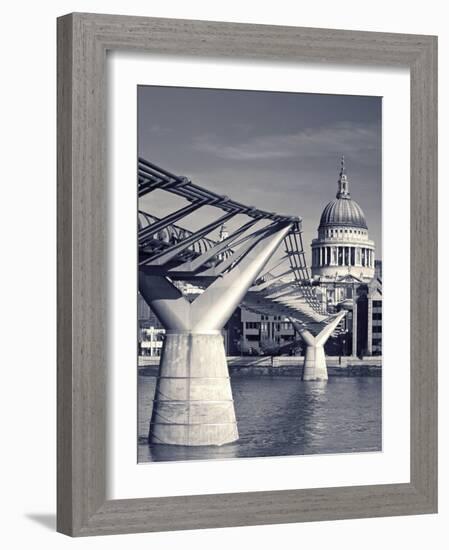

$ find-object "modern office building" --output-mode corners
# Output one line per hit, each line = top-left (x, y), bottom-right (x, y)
(239, 308), (297, 355)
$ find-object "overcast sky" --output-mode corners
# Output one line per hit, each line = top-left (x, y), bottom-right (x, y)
(138, 86), (382, 263)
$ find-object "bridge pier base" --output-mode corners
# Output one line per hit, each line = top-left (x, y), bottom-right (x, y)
(302, 344), (328, 381)
(150, 330), (238, 446)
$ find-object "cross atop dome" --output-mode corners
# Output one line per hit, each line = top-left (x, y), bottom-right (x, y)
(336, 156), (351, 199)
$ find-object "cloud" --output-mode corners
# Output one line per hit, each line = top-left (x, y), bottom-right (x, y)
(192, 122), (379, 163)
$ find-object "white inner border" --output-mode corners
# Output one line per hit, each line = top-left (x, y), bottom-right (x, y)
(107, 52), (410, 500)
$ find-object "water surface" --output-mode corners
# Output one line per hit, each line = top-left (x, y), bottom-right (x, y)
(138, 375), (381, 463)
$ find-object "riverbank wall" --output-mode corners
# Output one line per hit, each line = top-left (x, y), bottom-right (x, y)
(138, 355), (382, 377)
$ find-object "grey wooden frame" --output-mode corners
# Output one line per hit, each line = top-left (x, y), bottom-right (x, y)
(57, 12), (438, 537)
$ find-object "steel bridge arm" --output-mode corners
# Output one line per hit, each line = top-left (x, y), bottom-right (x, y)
(190, 222), (293, 331)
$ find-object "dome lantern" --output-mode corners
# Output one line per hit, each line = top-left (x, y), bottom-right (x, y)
(336, 156), (350, 199)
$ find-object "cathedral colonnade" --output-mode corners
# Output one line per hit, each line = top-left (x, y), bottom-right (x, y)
(312, 245), (375, 268)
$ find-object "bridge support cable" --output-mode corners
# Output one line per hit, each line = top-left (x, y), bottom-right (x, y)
(168, 217), (261, 275)
(138, 211), (234, 268)
(138, 202), (206, 244)
(140, 212), (236, 267)
(139, 222), (292, 446)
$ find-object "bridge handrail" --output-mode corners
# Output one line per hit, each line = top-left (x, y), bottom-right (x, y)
(138, 157), (300, 226)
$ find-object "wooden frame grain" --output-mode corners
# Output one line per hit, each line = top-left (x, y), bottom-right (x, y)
(57, 12), (438, 536)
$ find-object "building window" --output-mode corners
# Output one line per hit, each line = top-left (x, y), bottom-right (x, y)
(373, 312), (382, 320)
(373, 300), (382, 308)
(245, 322), (260, 329)
(373, 326), (382, 333)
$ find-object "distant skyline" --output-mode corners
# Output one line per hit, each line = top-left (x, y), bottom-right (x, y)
(138, 86), (382, 263)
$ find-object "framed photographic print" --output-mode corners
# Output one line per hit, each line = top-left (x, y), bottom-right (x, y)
(57, 13), (437, 536)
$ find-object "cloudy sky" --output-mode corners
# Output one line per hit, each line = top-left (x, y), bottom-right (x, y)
(138, 86), (382, 263)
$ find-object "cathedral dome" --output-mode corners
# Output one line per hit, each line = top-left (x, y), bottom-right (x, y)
(318, 157), (367, 230)
(319, 197), (367, 229)
(311, 157), (375, 282)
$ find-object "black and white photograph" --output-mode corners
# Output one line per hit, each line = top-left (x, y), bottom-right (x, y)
(2, 1), (441, 544)
(137, 86), (382, 463)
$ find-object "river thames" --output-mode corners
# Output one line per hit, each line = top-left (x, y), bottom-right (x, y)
(138, 374), (381, 463)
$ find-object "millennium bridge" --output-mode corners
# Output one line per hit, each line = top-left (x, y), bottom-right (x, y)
(138, 157), (346, 446)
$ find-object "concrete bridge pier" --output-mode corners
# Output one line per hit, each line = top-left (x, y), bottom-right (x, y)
(301, 340), (328, 381)
(150, 330), (237, 446)
(139, 222), (292, 446)
(294, 311), (346, 381)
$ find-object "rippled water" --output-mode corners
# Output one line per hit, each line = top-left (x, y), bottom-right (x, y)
(138, 375), (381, 463)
